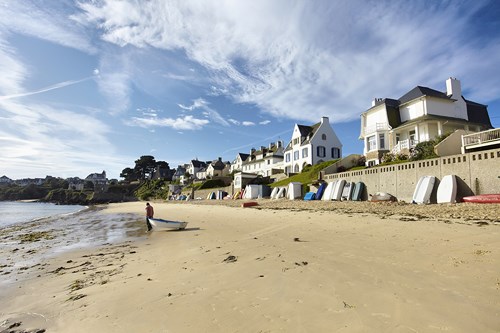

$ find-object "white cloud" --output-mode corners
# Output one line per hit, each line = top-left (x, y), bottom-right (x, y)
(0, 2), (96, 54)
(178, 97), (230, 126)
(129, 115), (209, 130)
(259, 120), (271, 125)
(0, 99), (128, 179)
(77, 0), (500, 123)
(228, 119), (240, 125)
(178, 98), (208, 111)
(242, 121), (255, 126)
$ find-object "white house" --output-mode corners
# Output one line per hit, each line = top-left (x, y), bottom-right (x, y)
(230, 153), (250, 174)
(359, 77), (493, 166)
(187, 159), (208, 180)
(240, 141), (285, 177)
(85, 170), (108, 192)
(206, 158), (231, 178)
(283, 117), (342, 174)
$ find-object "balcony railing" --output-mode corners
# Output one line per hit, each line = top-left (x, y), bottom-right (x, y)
(391, 139), (418, 154)
(462, 128), (500, 148)
(363, 122), (391, 136)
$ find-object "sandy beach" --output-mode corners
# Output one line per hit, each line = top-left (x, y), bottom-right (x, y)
(1, 200), (499, 332)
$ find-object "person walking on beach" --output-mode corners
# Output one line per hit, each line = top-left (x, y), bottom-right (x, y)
(145, 202), (154, 231)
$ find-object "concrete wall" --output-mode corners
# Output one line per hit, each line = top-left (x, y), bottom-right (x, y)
(324, 147), (500, 202)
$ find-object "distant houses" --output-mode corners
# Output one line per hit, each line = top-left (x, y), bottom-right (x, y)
(0, 175), (12, 185)
(239, 141), (285, 177)
(85, 170), (108, 192)
(359, 77), (493, 166)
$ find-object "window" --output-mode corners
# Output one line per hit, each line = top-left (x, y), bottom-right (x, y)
(321, 134), (326, 140)
(379, 134), (385, 149)
(285, 153), (290, 162)
(294, 151), (299, 160)
(367, 135), (376, 151)
(317, 146), (326, 157)
(293, 138), (300, 145)
(267, 160), (270, 165)
(331, 147), (340, 158)
(302, 148), (308, 158)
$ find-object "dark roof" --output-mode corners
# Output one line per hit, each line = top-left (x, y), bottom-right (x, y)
(190, 160), (207, 168)
(297, 124), (313, 137)
(465, 98), (493, 129)
(398, 86), (452, 105)
(238, 153), (250, 160)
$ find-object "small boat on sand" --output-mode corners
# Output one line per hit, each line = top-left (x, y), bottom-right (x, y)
(462, 194), (500, 204)
(148, 218), (188, 231)
(370, 192), (397, 202)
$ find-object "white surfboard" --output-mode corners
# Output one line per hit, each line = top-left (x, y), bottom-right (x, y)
(322, 180), (337, 201)
(270, 187), (279, 199)
(412, 176), (436, 204)
(437, 175), (457, 204)
(332, 179), (346, 201)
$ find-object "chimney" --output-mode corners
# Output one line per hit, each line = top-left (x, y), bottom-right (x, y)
(218, 157), (222, 162)
(321, 116), (329, 124)
(446, 77), (461, 99)
(371, 99), (377, 107)
(250, 148), (255, 155)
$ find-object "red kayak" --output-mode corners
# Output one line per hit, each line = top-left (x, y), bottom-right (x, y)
(462, 194), (500, 204)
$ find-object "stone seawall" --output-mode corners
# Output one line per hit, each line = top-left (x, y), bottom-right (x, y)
(323, 147), (500, 202)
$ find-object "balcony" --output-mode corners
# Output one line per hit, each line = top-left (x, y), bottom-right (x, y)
(391, 139), (418, 154)
(462, 128), (500, 152)
(362, 122), (391, 136)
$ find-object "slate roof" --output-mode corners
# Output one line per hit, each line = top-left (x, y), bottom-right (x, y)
(190, 159), (207, 168)
(465, 98), (493, 129)
(398, 86), (452, 105)
(366, 85), (492, 130)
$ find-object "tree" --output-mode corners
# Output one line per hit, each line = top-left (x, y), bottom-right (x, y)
(120, 167), (139, 182)
(84, 181), (95, 190)
(134, 155), (157, 180)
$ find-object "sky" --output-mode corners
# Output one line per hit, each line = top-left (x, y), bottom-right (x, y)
(1, 0), (499, 180)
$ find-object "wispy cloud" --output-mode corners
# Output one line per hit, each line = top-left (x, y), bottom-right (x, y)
(128, 115), (210, 130)
(0, 76), (95, 101)
(77, 0), (500, 123)
(178, 97), (230, 126)
(259, 120), (271, 125)
(0, 99), (129, 178)
(0, 1), (96, 54)
(242, 121), (255, 126)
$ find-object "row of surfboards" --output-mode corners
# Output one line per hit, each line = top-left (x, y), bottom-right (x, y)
(412, 174), (455, 204)
(303, 180), (366, 201)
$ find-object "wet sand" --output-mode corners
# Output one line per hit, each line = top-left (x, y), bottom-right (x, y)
(1, 200), (499, 332)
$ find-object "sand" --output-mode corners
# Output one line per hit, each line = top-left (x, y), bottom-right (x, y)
(1, 200), (499, 332)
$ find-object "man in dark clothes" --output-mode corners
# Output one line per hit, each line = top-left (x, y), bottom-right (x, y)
(145, 202), (154, 231)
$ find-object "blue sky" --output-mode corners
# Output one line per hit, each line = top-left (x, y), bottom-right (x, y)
(1, 0), (499, 179)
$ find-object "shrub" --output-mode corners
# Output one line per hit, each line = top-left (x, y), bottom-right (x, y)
(199, 179), (226, 190)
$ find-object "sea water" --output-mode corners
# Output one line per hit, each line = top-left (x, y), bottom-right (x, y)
(0, 201), (146, 287)
(0, 201), (84, 228)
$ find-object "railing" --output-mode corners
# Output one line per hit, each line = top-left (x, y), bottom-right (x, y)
(363, 122), (391, 136)
(462, 128), (500, 148)
(391, 139), (418, 154)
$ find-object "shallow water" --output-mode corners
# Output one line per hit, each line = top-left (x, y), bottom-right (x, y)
(0, 201), (85, 228)
(0, 206), (146, 287)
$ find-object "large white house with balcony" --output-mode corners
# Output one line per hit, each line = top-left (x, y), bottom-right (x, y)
(283, 116), (342, 174)
(359, 77), (493, 166)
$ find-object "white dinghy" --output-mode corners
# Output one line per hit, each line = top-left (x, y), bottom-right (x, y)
(148, 218), (188, 231)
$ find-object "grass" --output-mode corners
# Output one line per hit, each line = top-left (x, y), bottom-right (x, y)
(271, 160), (338, 188)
